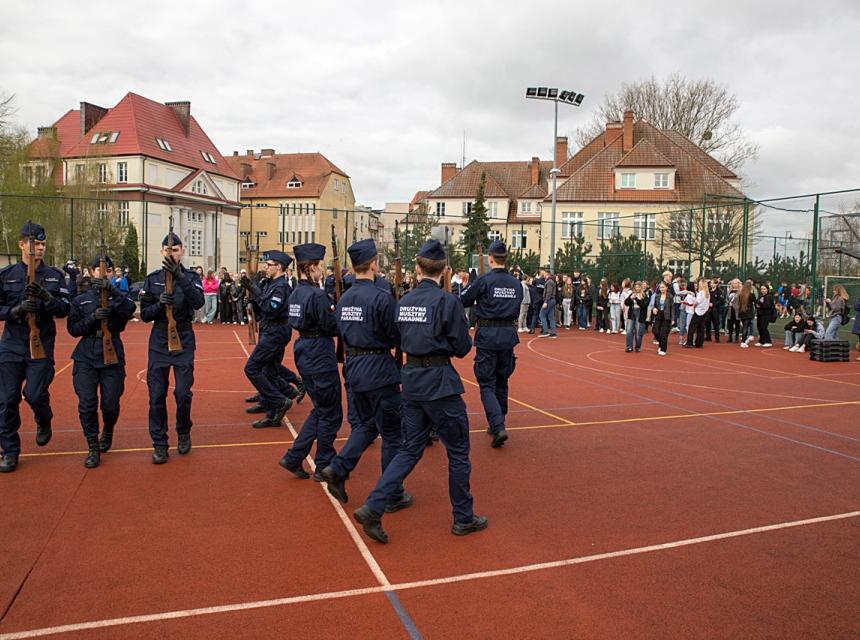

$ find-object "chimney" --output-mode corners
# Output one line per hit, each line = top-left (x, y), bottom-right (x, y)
(246, 149), (254, 157)
(554, 136), (568, 168)
(240, 163), (252, 179)
(232, 151), (239, 157)
(79, 102), (108, 137)
(441, 162), (458, 184)
(37, 126), (57, 139)
(166, 101), (191, 137)
(530, 157), (540, 186)
(261, 148), (275, 157)
(622, 110), (634, 152)
(266, 162), (276, 180)
(604, 122), (623, 146)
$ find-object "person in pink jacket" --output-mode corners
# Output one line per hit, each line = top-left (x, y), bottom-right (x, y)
(202, 270), (220, 323)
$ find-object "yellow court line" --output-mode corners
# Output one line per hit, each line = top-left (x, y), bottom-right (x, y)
(55, 360), (73, 376)
(461, 377), (576, 425)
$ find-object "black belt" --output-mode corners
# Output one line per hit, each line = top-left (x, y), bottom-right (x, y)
(155, 320), (191, 332)
(299, 331), (323, 339)
(477, 318), (516, 327)
(405, 354), (451, 368)
(346, 347), (390, 358)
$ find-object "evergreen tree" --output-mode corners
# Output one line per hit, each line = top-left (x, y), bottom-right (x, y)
(554, 236), (595, 274)
(121, 223), (141, 281)
(462, 172), (490, 257)
(597, 234), (656, 283)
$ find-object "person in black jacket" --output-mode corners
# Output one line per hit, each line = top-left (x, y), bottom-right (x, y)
(754, 284), (776, 347)
(623, 281), (648, 352)
(705, 278), (725, 342)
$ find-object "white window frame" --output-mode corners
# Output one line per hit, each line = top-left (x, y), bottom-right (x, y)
(156, 137), (172, 152)
(436, 202), (446, 216)
(118, 201), (129, 226)
(287, 179), (302, 188)
(462, 201), (473, 215)
(98, 163), (108, 183)
(668, 259), (690, 277)
(241, 181), (255, 189)
(633, 213), (656, 240)
(488, 201), (498, 218)
(654, 173), (669, 188)
(511, 229), (527, 249)
(597, 212), (620, 239)
(117, 162), (127, 183)
(621, 173), (636, 188)
(75, 164), (85, 183)
(561, 211), (583, 239)
(488, 229), (502, 242)
(520, 201), (532, 214)
(670, 212), (691, 242)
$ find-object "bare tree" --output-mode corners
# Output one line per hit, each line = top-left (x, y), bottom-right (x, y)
(575, 74), (759, 172)
(658, 203), (761, 275)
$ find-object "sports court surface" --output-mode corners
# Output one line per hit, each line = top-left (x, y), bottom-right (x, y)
(1, 323), (858, 639)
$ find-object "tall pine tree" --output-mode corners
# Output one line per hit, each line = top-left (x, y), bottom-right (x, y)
(121, 223), (141, 281)
(462, 172), (490, 258)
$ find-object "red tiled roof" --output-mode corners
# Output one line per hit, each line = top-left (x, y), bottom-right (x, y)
(662, 130), (737, 179)
(555, 120), (743, 203)
(557, 127), (622, 177)
(615, 139), (674, 168)
(223, 152), (347, 198)
(409, 190), (429, 209)
(519, 183), (548, 199)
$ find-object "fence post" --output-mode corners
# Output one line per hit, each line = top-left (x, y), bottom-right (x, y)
(810, 194), (820, 311)
(659, 228), (665, 271)
(69, 198), (75, 261)
(687, 209), (693, 277)
(699, 203), (706, 278)
(741, 199), (749, 279)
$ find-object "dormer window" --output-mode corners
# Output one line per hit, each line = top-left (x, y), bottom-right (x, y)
(287, 178), (302, 188)
(620, 173), (636, 188)
(241, 181), (256, 189)
(655, 173), (669, 188)
(200, 151), (217, 164)
(90, 132), (119, 144)
(191, 179), (208, 195)
(156, 137), (172, 152)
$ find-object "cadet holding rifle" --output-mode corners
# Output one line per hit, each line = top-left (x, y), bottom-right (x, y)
(0, 222), (70, 473)
(139, 229), (204, 465)
(67, 253), (136, 468)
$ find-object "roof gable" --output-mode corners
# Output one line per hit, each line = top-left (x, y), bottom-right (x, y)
(615, 139), (674, 168)
(223, 152), (348, 198)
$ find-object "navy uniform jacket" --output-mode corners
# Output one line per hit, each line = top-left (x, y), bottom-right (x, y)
(67, 287), (137, 366)
(0, 262), (71, 362)
(324, 274), (336, 301)
(336, 278), (400, 393)
(139, 266), (205, 356)
(288, 280), (338, 375)
(251, 274), (292, 339)
(460, 268), (523, 350)
(397, 279), (472, 402)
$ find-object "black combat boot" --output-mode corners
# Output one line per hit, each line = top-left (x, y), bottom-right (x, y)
(177, 433), (191, 455)
(84, 436), (100, 468)
(152, 446), (169, 464)
(245, 393), (260, 403)
(245, 403), (266, 414)
(35, 421), (52, 447)
(0, 453), (19, 473)
(99, 424), (114, 453)
(293, 379), (306, 404)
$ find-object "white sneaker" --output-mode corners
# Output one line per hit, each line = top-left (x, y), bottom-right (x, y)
(740, 342), (749, 348)
(652, 340), (659, 345)
(754, 342), (763, 347)
(789, 345), (799, 352)
(671, 327), (680, 333)
(746, 336), (755, 344)
(783, 345), (791, 350)
(517, 328), (526, 333)
(657, 350), (667, 356)
(620, 330), (626, 335)
(762, 343), (773, 348)
(797, 345), (806, 353)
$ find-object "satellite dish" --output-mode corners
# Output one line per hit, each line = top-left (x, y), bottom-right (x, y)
(701, 130), (713, 141)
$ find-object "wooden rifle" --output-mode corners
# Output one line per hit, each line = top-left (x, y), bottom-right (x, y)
(98, 216), (119, 365)
(25, 220), (46, 360)
(164, 215), (183, 353)
(244, 236), (258, 345)
(442, 226), (452, 292)
(330, 224), (345, 363)
(477, 242), (485, 276)
(393, 220), (403, 368)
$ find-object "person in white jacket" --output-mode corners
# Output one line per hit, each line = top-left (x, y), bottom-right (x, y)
(518, 276), (531, 332)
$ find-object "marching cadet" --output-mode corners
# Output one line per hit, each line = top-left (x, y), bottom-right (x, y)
(0, 222), (71, 472)
(139, 233), (204, 464)
(320, 239), (411, 511)
(242, 250), (294, 428)
(67, 254), (136, 467)
(353, 239), (486, 544)
(279, 243), (343, 480)
(459, 240), (523, 447)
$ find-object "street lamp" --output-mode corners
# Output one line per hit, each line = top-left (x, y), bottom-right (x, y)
(526, 86), (585, 273)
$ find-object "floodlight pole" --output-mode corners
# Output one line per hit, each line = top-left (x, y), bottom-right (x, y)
(550, 99), (559, 273)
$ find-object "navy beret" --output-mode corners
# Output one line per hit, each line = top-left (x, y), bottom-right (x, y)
(347, 239), (377, 267)
(89, 254), (114, 269)
(264, 250), (293, 268)
(294, 243), (326, 263)
(488, 240), (507, 255)
(20, 221), (46, 241)
(417, 239), (447, 261)
(161, 233), (183, 246)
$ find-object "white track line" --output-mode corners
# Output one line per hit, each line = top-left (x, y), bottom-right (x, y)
(231, 330), (391, 587)
(2, 509), (857, 639)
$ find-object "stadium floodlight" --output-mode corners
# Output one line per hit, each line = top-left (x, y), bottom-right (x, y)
(524, 85), (586, 273)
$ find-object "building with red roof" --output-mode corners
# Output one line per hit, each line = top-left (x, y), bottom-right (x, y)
(27, 92), (242, 272)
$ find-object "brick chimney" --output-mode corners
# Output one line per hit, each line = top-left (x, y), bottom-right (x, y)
(261, 148), (275, 157)
(246, 149), (254, 157)
(232, 151), (239, 157)
(79, 102), (108, 136)
(166, 101), (191, 137)
(37, 126), (57, 139)
(240, 163), (252, 179)
(554, 136), (568, 168)
(266, 162), (276, 180)
(441, 162), (458, 184)
(604, 122), (622, 146)
(530, 157), (540, 186)
(622, 110), (634, 152)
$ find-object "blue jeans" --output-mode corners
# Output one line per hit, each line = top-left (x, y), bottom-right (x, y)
(626, 317), (644, 350)
(577, 303), (589, 328)
(824, 316), (841, 340)
(539, 300), (557, 335)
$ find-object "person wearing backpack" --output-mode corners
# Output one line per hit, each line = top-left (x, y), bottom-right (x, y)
(824, 284), (849, 340)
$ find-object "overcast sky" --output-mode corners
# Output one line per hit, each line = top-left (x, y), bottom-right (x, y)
(2, 0), (859, 255)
